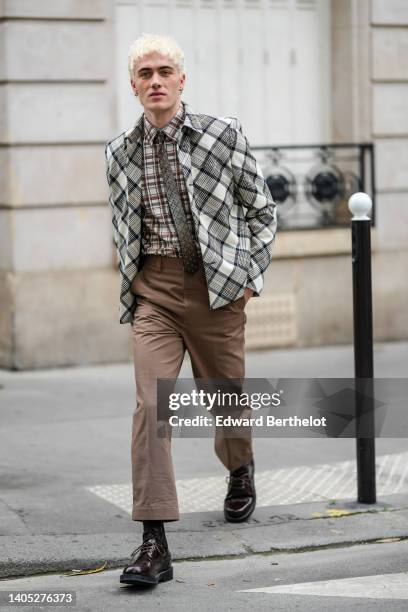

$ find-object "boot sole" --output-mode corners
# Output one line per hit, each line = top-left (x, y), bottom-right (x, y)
(120, 566), (173, 586)
(224, 496), (256, 523)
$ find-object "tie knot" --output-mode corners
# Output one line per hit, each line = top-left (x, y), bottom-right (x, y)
(155, 130), (166, 145)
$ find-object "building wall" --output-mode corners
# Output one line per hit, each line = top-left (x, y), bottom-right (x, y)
(330, 0), (408, 341)
(370, 0), (408, 342)
(0, 0), (406, 369)
(254, 0), (408, 351)
(0, 0), (131, 368)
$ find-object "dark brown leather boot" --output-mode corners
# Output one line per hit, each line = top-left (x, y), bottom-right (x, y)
(224, 457), (256, 522)
(120, 526), (173, 586)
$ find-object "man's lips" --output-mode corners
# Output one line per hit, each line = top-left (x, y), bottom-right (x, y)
(150, 92), (165, 98)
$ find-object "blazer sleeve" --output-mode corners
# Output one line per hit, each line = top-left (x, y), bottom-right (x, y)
(105, 142), (120, 252)
(228, 118), (278, 295)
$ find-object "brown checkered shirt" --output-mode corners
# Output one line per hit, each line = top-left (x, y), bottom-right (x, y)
(141, 101), (199, 256)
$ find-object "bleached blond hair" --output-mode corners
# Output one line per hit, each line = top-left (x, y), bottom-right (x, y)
(128, 33), (185, 78)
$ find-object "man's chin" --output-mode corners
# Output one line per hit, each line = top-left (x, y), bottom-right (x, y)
(147, 96), (167, 106)
(145, 97), (178, 112)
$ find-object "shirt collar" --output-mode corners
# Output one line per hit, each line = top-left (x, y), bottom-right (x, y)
(125, 100), (203, 144)
(143, 101), (186, 145)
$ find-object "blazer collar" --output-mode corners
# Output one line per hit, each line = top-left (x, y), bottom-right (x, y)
(125, 100), (203, 144)
(182, 101), (204, 134)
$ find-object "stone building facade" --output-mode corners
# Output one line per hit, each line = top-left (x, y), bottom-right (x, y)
(0, 0), (407, 368)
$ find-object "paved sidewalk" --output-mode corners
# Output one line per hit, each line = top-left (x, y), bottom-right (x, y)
(0, 341), (407, 579)
(1, 493), (408, 579)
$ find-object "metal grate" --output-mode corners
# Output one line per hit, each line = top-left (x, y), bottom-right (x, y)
(252, 143), (376, 231)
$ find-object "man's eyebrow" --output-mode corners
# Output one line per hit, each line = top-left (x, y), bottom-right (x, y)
(137, 65), (175, 73)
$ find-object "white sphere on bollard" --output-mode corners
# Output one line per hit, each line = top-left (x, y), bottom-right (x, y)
(348, 192), (372, 221)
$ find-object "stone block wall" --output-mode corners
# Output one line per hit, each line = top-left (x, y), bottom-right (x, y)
(0, 0), (407, 369)
(0, 0), (131, 368)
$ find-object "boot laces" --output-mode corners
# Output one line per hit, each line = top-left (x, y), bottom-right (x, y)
(226, 472), (251, 494)
(130, 537), (166, 560)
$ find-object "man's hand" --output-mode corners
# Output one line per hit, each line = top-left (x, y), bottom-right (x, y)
(244, 287), (254, 305)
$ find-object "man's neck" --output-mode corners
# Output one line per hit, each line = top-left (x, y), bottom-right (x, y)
(144, 100), (182, 129)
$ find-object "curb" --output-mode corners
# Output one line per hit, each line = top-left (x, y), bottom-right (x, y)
(1, 495), (408, 580)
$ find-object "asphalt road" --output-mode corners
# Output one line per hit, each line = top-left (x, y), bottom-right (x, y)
(1, 539), (407, 611)
(0, 342), (407, 537)
(0, 341), (407, 611)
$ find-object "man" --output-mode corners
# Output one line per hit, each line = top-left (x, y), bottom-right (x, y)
(105, 33), (277, 587)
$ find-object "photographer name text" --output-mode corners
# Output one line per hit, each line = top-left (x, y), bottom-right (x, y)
(168, 415), (327, 428)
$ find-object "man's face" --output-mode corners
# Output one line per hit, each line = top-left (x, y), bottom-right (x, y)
(130, 52), (185, 113)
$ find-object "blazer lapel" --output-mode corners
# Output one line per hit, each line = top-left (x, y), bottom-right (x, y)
(178, 133), (194, 199)
(179, 102), (204, 217)
(124, 117), (144, 270)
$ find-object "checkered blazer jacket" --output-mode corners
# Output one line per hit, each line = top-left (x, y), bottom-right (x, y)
(105, 102), (277, 324)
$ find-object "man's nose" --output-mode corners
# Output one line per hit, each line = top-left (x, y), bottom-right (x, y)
(151, 73), (162, 87)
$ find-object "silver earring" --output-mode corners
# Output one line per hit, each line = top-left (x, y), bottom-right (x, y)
(134, 92), (138, 97)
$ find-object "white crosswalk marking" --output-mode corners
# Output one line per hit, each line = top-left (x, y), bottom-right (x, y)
(239, 572), (408, 599)
(86, 451), (408, 515)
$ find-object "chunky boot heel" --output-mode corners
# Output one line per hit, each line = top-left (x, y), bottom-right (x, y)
(158, 566), (174, 583)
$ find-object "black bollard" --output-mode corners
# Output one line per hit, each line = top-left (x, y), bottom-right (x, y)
(349, 192), (376, 504)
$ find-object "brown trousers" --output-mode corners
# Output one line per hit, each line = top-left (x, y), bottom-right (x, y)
(130, 255), (253, 521)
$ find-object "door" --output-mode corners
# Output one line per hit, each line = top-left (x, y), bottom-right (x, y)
(115, 0), (331, 145)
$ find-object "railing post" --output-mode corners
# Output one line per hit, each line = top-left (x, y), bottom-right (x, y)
(349, 192), (376, 504)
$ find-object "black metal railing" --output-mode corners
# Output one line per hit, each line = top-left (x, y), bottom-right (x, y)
(252, 143), (376, 231)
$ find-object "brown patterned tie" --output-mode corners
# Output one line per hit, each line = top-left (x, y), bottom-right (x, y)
(155, 130), (200, 274)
